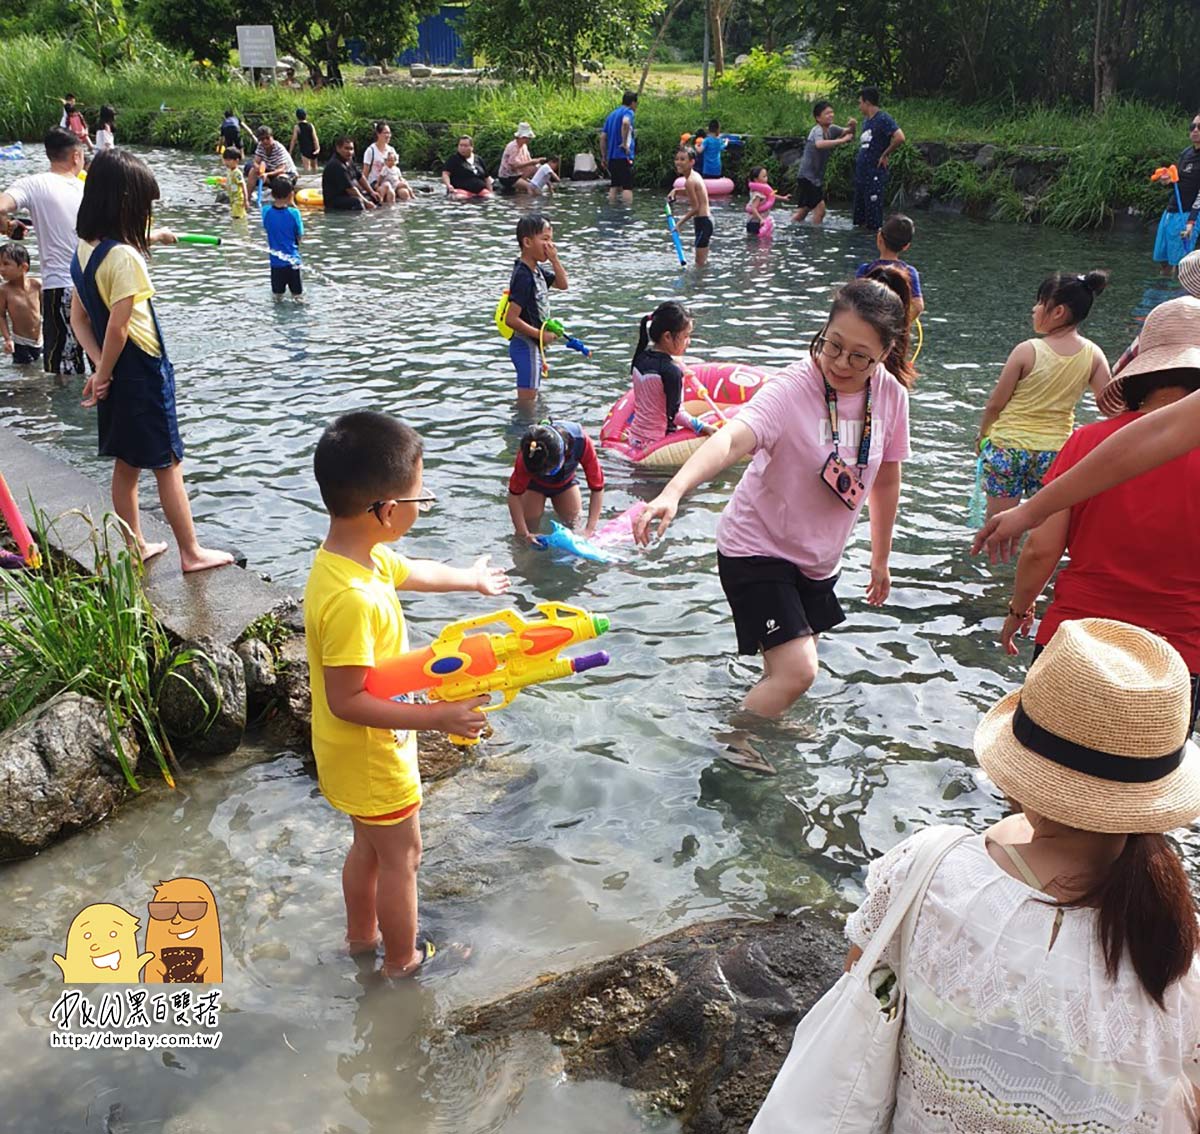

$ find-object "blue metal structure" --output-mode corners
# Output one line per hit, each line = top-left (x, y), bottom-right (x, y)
(347, 7), (471, 68)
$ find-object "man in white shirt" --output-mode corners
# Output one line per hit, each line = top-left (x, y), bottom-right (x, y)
(0, 127), (86, 375)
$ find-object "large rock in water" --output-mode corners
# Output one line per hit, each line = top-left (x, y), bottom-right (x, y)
(0, 692), (138, 860)
(158, 636), (246, 756)
(456, 914), (846, 1132)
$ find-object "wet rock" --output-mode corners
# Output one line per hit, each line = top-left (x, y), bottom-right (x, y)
(457, 914), (846, 1132)
(158, 636), (246, 757)
(974, 143), (998, 171)
(274, 633), (311, 742)
(418, 729), (476, 781)
(913, 140), (949, 167)
(892, 184), (931, 211)
(237, 638), (277, 697)
(0, 692), (138, 860)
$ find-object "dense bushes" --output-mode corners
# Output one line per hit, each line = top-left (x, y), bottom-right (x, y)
(0, 37), (1189, 228)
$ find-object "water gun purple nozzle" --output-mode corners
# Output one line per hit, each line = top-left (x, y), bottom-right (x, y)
(571, 650), (610, 673)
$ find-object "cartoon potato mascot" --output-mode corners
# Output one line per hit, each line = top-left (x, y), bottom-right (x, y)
(53, 903), (156, 983)
(143, 878), (223, 983)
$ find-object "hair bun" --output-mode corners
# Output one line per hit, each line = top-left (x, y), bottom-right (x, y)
(1083, 269), (1110, 295)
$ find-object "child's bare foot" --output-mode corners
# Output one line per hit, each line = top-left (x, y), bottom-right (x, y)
(136, 540), (169, 562)
(181, 546), (235, 573)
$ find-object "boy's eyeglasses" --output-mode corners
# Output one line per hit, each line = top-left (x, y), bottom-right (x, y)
(368, 492), (437, 520)
(812, 334), (878, 373)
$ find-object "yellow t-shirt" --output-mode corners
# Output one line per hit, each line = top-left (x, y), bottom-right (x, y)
(303, 544), (421, 817)
(989, 338), (1096, 451)
(75, 240), (161, 358)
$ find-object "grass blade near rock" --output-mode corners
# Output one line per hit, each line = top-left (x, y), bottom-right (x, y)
(0, 507), (218, 789)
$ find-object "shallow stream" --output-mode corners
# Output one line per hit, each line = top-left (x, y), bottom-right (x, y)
(0, 144), (1196, 1132)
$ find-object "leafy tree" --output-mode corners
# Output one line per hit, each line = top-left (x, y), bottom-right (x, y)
(465, 0), (663, 88)
(138, 0), (240, 63)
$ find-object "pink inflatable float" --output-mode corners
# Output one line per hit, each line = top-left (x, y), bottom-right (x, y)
(600, 361), (772, 468)
(673, 176), (735, 197)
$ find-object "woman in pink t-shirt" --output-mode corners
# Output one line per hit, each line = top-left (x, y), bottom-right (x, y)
(636, 274), (914, 717)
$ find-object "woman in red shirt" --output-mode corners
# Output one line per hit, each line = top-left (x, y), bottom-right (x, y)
(1000, 297), (1200, 726)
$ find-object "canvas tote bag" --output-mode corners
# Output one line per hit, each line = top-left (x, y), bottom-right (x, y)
(749, 825), (972, 1133)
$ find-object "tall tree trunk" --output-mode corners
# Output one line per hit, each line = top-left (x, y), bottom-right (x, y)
(711, 0), (729, 76)
(638, 0), (688, 98)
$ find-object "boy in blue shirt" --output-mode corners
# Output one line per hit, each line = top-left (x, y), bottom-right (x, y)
(853, 86), (905, 230)
(700, 118), (729, 179)
(503, 214), (569, 402)
(262, 178), (303, 300)
(855, 213), (925, 317)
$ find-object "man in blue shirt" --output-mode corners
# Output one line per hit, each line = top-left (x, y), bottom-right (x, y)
(602, 91), (637, 204)
(853, 86), (905, 230)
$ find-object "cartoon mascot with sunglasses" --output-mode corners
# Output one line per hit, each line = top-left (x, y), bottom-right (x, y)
(143, 877), (223, 984)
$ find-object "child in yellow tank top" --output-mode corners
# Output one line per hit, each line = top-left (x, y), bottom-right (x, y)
(977, 270), (1111, 519)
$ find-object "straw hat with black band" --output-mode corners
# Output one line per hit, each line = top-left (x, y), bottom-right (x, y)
(1098, 295), (1200, 416)
(974, 619), (1200, 834)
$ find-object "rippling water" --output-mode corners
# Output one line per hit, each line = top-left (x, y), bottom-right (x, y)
(1, 145), (1196, 1131)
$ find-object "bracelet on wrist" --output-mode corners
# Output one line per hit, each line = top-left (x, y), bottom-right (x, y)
(1008, 603), (1034, 620)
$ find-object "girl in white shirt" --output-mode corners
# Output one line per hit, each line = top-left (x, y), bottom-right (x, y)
(361, 122), (411, 204)
(95, 106), (115, 152)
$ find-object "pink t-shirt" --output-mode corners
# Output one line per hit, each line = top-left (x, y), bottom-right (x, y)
(716, 356), (910, 579)
(499, 140), (532, 179)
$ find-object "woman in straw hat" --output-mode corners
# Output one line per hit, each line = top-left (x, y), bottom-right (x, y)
(976, 296), (1200, 563)
(497, 123), (544, 195)
(997, 299), (1200, 726)
(843, 619), (1200, 1129)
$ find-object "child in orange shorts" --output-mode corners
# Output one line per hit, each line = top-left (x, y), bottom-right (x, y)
(304, 411), (509, 976)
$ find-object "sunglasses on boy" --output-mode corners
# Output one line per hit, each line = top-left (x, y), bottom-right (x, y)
(367, 491), (437, 520)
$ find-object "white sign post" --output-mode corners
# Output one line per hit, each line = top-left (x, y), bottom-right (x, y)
(236, 25), (278, 74)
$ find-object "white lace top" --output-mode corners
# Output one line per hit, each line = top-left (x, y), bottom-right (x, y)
(845, 830), (1200, 1133)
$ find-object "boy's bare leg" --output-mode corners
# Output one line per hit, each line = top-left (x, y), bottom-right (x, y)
(111, 458), (168, 561)
(697, 245), (710, 267)
(343, 818), (381, 952)
(791, 206), (810, 223)
(363, 815), (424, 977)
(810, 201), (828, 224)
(549, 485), (583, 528)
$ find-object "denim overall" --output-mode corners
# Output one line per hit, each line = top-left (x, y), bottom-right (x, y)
(71, 240), (184, 469)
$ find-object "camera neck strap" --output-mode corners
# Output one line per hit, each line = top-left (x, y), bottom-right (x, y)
(823, 377), (873, 471)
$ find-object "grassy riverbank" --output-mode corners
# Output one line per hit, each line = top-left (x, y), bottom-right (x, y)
(0, 37), (1185, 226)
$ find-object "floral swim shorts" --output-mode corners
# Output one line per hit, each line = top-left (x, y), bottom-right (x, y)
(981, 444), (1057, 499)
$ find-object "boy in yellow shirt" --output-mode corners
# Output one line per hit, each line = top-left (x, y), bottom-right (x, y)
(305, 411), (510, 976)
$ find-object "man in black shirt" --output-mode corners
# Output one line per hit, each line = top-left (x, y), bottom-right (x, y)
(442, 135), (492, 195)
(322, 137), (379, 211)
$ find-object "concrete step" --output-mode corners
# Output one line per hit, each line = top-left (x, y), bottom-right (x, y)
(1, 426), (294, 645)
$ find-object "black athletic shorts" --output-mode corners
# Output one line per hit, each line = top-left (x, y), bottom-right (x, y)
(794, 177), (824, 209)
(497, 175), (520, 194)
(270, 264), (303, 295)
(608, 157), (634, 190)
(717, 552), (844, 655)
(694, 215), (714, 248)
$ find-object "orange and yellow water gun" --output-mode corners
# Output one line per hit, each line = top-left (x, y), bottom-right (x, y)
(364, 602), (610, 745)
(1152, 164), (1187, 219)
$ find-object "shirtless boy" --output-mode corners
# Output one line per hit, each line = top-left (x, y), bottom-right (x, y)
(670, 148), (713, 267)
(0, 242), (42, 365)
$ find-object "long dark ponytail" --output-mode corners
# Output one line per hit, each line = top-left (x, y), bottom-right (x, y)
(1060, 833), (1199, 1008)
(632, 300), (692, 371)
